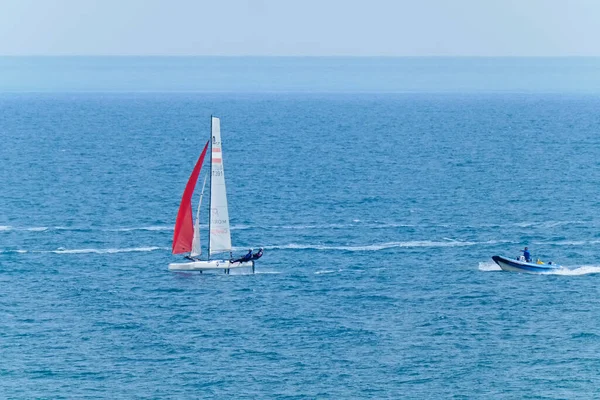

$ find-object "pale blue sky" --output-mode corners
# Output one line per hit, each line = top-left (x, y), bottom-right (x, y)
(0, 0), (598, 56)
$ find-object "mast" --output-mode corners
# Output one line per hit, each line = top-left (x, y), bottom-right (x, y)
(207, 115), (213, 260)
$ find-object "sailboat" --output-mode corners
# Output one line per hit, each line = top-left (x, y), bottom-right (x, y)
(168, 116), (257, 273)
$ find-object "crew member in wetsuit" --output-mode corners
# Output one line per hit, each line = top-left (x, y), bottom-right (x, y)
(231, 249), (253, 263)
(252, 248), (263, 260)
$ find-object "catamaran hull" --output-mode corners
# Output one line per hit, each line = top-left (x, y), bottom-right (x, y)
(168, 259), (255, 272)
(492, 255), (562, 274)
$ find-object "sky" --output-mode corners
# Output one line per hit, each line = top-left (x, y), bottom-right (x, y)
(0, 0), (598, 56)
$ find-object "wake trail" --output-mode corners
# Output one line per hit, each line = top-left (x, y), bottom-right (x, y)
(258, 239), (506, 252)
(544, 266), (600, 276)
(479, 261), (600, 276)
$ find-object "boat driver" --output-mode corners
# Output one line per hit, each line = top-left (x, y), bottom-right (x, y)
(521, 247), (532, 263)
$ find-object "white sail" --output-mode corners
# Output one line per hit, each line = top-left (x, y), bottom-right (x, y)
(209, 117), (232, 255)
(190, 220), (201, 257)
(190, 175), (208, 257)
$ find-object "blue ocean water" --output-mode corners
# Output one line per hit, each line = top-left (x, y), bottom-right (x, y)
(3, 59), (600, 398)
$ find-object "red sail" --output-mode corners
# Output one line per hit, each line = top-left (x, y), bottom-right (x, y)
(172, 141), (210, 254)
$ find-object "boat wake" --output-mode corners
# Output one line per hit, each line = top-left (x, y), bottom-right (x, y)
(479, 261), (600, 275)
(0, 249), (29, 254)
(258, 239), (503, 252)
(543, 266), (600, 276)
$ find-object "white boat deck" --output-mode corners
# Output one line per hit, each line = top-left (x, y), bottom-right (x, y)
(168, 259), (255, 272)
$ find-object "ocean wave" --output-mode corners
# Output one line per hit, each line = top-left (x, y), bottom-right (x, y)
(1, 225), (75, 232)
(50, 246), (167, 254)
(1, 224), (251, 233)
(0, 225), (90, 232)
(276, 223), (353, 230)
(53, 226), (89, 231)
(514, 220), (588, 228)
(0, 225), (174, 233)
(275, 222), (415, 230)
(108, 226), (173, 232)
(532, 239), (600, 246)
(315, 269), (342, 275)
(3, 220), (594, 234)
(1, 247), (167, 255)
(230, 224), (253, 230)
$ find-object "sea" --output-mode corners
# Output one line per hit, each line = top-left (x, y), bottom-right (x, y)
(2, 57), (600, 398)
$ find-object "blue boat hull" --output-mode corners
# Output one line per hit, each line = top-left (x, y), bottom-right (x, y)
(492, 255), (562, 274)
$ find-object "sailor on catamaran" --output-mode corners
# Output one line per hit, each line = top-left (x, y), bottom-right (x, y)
(252, 248), (264, 260)
(231, 249), (253, 263)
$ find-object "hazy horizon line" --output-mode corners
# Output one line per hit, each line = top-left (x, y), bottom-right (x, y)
(2, 55), (600, 58)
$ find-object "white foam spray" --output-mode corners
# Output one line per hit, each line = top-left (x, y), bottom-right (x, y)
(479, 260), (600, 276)
(478, 261), (502, 272)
